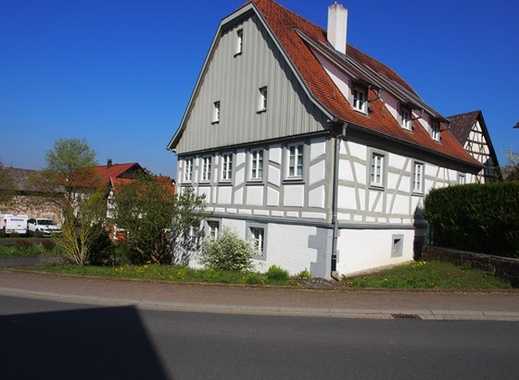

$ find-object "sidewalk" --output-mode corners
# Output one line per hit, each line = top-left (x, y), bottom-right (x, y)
(1, 270), (519, 321)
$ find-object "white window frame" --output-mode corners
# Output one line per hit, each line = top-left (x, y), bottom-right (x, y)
(250, 149), (264, 181)
(369, 152), (385, 188)
(412, 161), (424, 194)
(212, 101), (220, 124)
(201, 156), (212, 182)
(287, 143), (304, 179)
(235, 29), (243, 55)
(221, 153), (233, 182)
(401, 106), (412, 130)
(352, 86), (368, 113)
(184, 158), (193, 182)
(458, 173), (466, 185)
(431, 121), (441, 141)
(249, 226), (265, 258)
(206, 220), (220, 241)
(258, 86), (268, 112)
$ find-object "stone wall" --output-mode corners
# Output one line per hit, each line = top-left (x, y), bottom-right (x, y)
(0, 194), (62, 223)
(423, 246), (519, 287)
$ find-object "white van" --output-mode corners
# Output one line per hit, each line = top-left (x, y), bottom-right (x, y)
(27, 218), (61, 237)
(0, 214), (29, 235)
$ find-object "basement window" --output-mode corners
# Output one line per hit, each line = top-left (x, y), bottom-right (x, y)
(391, 235), (404, 258)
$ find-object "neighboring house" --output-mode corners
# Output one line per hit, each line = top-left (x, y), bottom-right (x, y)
(447, 111), (501, 182)
(0, 167), (64, 223)
(168, 0), (487, 278)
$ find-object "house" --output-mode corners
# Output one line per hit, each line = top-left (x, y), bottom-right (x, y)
(168, 0), (489, 278)
(447, 111), (501, 182)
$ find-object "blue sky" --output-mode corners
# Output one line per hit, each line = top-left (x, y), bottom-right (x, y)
(1, 0), (518, 178)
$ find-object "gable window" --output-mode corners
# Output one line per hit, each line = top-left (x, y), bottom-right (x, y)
(369, 152), (385, 188)
(235, 29), (243, 55)
(212, 101), (220, 124)
(207, 220), (219, 241)
(258, 86), (268, 112)
(184, 159), (193, 182)
(250, 149), (264, 180)
(401, 106), (412, 130)
(431, 120), (441, 141)
(249, 226), (265, 258)
(352, 86), (368, 113)
(287, 144), (304, 178)
(412, 162), (424, 194)
(221, 153), (233, 181)
(201, 157), (212, 182)
(458, 173), (466, 185)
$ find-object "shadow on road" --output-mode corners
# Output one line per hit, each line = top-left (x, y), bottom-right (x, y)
(1, 305), (170, 380)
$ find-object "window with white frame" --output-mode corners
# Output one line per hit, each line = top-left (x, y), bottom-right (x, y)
(431, 120), (441, 141)
(370, 153), (385, 187)
(258, 86), (267, 112)
(401, 106), (412, 130)
(413, 162), (424, 193)
(458, 173), (466, 185)
(184, 159), (193, 182)
(352, 86), (368, 113)
(201, 157), (212, 182)
(207, 221), (219, 241)
(249, 226), (265, 257)
(236, 29), (243, 55)
(287, 144), (304, 178)
(221, 153), (233, 181)
(212, 101), (220, 123)
(250, 149), (263, 180)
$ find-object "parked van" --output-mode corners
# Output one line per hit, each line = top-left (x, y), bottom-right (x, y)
(27, 218), (61, 237)
(0, 214), (29, 236)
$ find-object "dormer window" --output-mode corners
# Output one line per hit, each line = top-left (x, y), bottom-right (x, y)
(431, 120), (441, 141)
(235, 29), (243, 55)
(400, 106), (412, 130)
(352, 86), (368, 113)
(212, 101), (220, 124)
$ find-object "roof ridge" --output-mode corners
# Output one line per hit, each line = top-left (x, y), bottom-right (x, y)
(446, 110), (481, 119)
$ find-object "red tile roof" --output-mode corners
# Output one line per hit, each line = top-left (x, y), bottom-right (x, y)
(250, 0), (481, 168)
(446, 110), (481, 144)
(93, 163), (140, 185)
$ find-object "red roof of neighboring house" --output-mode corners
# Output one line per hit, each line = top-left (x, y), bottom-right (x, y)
(249, 0), (481, 168)
(110, 175), (176, 195)
(93, 163), (140, 185)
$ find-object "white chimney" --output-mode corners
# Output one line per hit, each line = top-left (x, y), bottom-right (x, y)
(327, 2), (348, 55)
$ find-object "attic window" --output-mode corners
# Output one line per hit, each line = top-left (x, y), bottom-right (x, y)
(352, 86), (368, 113)
(235, 29), (243, 55)
(431, 120), (441, 141)
(212, 101), (220, 124)
(400, 106), (412, 130)
(258, 86), (268, 112)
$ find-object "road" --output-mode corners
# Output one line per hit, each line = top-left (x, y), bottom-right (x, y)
(1, 295), (518, 380)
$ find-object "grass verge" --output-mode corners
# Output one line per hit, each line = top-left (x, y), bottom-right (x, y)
(343, 261), (512, 289)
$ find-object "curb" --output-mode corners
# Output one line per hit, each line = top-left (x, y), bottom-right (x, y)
(1, 286), (519, 321)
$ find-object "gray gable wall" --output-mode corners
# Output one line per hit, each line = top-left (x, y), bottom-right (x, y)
(174, 13), (329, 155)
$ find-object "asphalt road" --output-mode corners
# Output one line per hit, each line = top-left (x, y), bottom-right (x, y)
(1, 295), (518, 380)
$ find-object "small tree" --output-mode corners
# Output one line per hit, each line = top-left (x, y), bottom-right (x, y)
(114, 179), (206, 265)
(200, 229), (254, 272)
(503, 150), (519, 181)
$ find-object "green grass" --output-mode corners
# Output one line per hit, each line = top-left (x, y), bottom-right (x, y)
(35, 264), (293, 286)
(344, 261), (512, 289)
(0, 243), (60, 258)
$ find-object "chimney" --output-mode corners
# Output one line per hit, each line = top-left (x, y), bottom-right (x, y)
(327, 2), (348, 55)
(107, 159), (113, 168)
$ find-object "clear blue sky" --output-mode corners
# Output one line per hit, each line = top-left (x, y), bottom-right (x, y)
(1, 0), (518, 178)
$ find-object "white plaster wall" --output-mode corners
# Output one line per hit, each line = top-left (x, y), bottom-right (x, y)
(316, 51), (351, 104)
(218, 187), (232, 204)
(283, 184), (304, 207)
(336, 228), (415, 276)
(246, 186), (263, 206)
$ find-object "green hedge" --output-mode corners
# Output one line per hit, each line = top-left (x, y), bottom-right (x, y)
(424, 182), (519, 258)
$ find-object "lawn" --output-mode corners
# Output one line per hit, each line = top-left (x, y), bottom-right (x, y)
(0, 242), (60, 258)
(343, 261), (512, 289)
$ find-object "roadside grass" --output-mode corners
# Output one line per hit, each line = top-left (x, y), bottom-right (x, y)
(343, 261), (512, 289)
(34, 264), (293, 286)
(0, 243), (60, 258)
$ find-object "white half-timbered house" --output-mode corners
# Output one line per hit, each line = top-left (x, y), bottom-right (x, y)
(168, 0), (494, 278)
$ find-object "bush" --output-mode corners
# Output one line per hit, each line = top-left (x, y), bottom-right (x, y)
(293, 269), (312, 281)
(88, 230), (115, 266)
(266, 265), (289, 282)
(200, 229), (254, 272)
(424, 182), (519, 258)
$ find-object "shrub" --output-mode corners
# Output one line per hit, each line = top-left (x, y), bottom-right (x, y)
(424, 182), (519, 258)
(200, 229), (254, 272)
(244, 272), (266, 285)
(266, 265), (289, 282)
(293, 269), (312, 281)
(88, 230), (115, 266)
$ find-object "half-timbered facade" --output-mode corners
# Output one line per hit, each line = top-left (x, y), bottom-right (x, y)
(169, 0), (489, 278)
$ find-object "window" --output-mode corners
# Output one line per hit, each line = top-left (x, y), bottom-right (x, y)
(287, 144), (304, 178)
(352, 86), (368, 113)
(258, 86), (268, 112)
(413, 162), (424, 193)
(369, 153), (385, 187)
(212, 101), (220, 124)
(249, 226), (265, 257)
(401, 107), (412, 130)
(236, 29), (243, 55)
(207, 221), (219, 241)
(458, 173), (466, 185)
(250, 149), (264, 180)
(391, 235), (404, 258)
(184, 159), (193, 182)
(431, 120), (441, 141)
(221, 153), (233, 181)
(201, 157), (212, 182)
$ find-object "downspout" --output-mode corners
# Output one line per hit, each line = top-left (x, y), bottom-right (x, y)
(330, 121), (347, 280)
